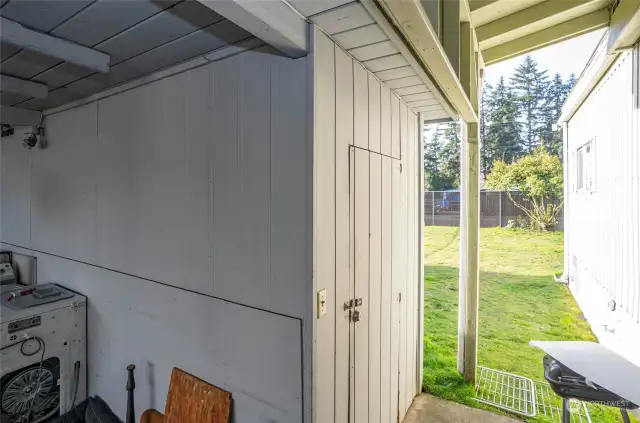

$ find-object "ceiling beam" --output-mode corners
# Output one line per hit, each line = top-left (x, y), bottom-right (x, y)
(195, 0), (307, 58)
(0, 106), (42, 126)
(608, 0), (640, 53)
(374, 0), (477, 122)
(0, 74), (48, 99)
(0, 17), (110, 73)
(482, 8), (609, 65)
(477, 0), (600, 43)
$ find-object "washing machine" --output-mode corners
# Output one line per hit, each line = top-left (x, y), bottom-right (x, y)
(0, 284), (87, 423)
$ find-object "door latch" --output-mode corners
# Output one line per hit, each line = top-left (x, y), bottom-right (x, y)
(344, 298), (363, 310)
(352, 309), (361, 322)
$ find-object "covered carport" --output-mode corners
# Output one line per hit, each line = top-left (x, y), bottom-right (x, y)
(2, 0), (640, 423)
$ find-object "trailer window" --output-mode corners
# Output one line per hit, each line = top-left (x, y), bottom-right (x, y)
(576, 140), (594, 193)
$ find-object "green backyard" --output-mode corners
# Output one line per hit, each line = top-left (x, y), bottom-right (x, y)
(422, 226), (633, 423)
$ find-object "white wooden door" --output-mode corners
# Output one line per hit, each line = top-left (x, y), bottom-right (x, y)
(349, 146), (402, 423)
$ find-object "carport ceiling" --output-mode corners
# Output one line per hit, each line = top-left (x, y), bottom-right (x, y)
(470, 0), (614, 64)
(0, 0), (251, 112)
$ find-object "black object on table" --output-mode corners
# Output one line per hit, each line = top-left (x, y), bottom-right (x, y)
(531, 341), (640, 423)
(543, 354), (637, 423)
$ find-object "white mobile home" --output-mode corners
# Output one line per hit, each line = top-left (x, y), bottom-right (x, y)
(558, 32), (640, 367)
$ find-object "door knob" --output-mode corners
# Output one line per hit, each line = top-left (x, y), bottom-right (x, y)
(352, 310), (361, 322)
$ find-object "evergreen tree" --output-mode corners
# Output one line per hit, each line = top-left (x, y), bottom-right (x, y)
(510, 55), (549, 153)
(480, 83), (491, 178)
(483, 77), (522, 170)
(439, 122), (461, 189)
(424, 125), (444, 190)
(539, 73), (576, 158)
(565, 73), (576, 93)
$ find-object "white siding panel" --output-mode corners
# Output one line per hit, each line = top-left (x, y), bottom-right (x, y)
(334, 44), (354, 423)
(97, 71), (212, 294)
(385, 76), (423, 90)
(380, 157), (392, 422)
(567, 48), (640, 367)
(369, 153), (382, 423)
(313, 29), (337, 423)
(396, 85), (428, 96)
(354, 62), (369, 149)
(369, 73), (381, 153)
(380, 84), (391, 156)
(214, 50), (273, 310)
(349, 40), (397, 62)
(402, 92), (436, 102)
(32, 103), (97, 264)
(364, 54), (408, 73)
(1, 131), (31, 247)
(311, 2), (374, 34)
(391, 94), (400, 159)
(0, 243), (303, 423)
(390, 157), (401, 423)
(375, 66), (416, 82)
(353, 148), (370, 423)
(333, 24), (388, 50)
(269, 52), (310, 320)
(288, 0), (355, 17)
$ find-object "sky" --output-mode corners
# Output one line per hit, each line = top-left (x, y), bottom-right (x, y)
(484, 28), (607, 87)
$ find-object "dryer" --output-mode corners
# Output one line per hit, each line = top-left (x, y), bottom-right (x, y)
(0, 284), (86, 423)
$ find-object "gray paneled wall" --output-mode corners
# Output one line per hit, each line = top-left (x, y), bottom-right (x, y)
(1, 47), (310, 422)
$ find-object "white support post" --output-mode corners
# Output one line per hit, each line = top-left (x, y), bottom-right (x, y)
(457, 22), (480, 384)
(418, 113), (426, 394)
(457, 123), (480, 383)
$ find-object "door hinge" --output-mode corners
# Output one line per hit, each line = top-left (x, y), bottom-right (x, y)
(398, 292), (402, 303)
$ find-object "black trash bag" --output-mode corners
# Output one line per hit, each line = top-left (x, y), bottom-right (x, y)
(51, 399), (89, 423)
(85, 396), (123, 423)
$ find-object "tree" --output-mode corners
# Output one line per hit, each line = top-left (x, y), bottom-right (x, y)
(540, 73), (576, 158)
(424, 125), (444, 190)
(480, 83), (490, 178)
(485, 147), (563, 231)
(438, 121), (461, 189)
(483, 77), (522, 172)
(510, 56), (549, 153)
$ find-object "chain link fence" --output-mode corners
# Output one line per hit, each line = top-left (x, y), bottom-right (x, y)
(424, 191), (564, 229)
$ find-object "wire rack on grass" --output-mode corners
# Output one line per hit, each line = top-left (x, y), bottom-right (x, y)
(476, 366), (537, 417)
(475, 367), (593, 423)
(535, 381), (592, 423)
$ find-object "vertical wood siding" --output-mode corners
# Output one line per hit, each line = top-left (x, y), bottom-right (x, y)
(567, 46), (640, 365)
(313, 27), (421, 423)
(1, 47), (310, 422)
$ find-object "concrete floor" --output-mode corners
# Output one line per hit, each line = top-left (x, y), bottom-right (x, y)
(403, 394), (520, 423)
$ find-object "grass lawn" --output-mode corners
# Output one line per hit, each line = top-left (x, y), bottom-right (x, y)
(423, 226), (634, 423)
